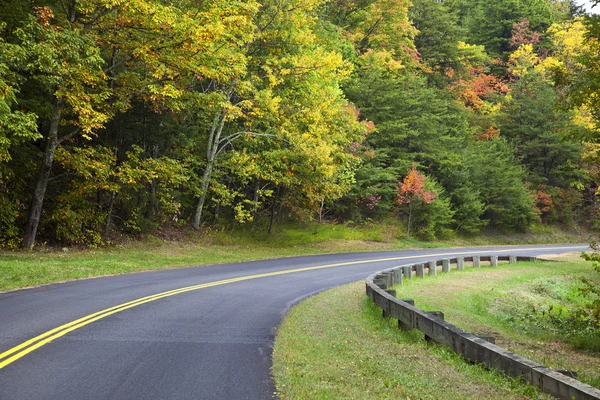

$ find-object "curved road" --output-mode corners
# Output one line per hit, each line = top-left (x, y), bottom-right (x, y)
(0, 245), (587, 399)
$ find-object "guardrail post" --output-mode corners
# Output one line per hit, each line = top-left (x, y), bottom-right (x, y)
(509, 256), (517, 264)
(385, 272), (393, 288)
(490, 256), (498, 267)
(457, 257), (464, 271)
(382, 289), (396, 318)
(416, 264), (425, 278)
(373, 275), (386, 289)
(402, 266), (412, 279)
(473, 256), (480, 268)
(428, 261), (436, 276)
(425, 311), (444, 343)
(442, 259), (450, 273)
(398, 299), (414, 331)
(393, 268), (403, 285)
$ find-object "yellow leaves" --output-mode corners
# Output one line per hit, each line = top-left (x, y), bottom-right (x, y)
(456, 41), (488, 67)
(547, 19), (588, 61)
(508, 44), (538, 78)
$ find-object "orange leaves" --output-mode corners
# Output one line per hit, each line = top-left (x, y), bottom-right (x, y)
(477, 126), (500, 141)
(452, 66), (509, 111)
(533, 187), (553, 214)
(396, 166), (437, 206)
(33, 6), (54, 27)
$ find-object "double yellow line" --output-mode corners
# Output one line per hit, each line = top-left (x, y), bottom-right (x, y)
(0, 246), (585, 370)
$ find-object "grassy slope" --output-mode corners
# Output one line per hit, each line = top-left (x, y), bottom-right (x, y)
(272, 282), (553, 399)
(394, 260), (600, 388)
(0, 222), (588, 293)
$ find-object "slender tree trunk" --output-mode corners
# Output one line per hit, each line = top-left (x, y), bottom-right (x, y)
(268, 186), (280, 235)
(104, 191), (116, 239)
(192, 161), (214, 229)
(192, 111), (226, 229)
(407, 202), (414, 238)
(192, 83), (234, 229)
(22, 100), (63, 249)
(252, 180), (260, 218)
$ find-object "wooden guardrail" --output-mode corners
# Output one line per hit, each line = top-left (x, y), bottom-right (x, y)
(365, 256), (600, 400)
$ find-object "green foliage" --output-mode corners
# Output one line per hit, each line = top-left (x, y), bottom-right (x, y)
(49, 145), (188, 245)
(582, 239), (600, 273)
(410, 0), (465, 85)
(0, 0), (594, 246)
(467, 139), (536, 231)
(403, 176), (455, 240)
(456, 0), (567, 58)
(499, 70), (585, 188)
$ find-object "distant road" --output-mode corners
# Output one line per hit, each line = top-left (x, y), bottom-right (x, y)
(0, 245), (587, 399)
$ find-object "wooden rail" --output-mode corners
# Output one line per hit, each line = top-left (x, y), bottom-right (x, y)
(365, 256), (600, 400)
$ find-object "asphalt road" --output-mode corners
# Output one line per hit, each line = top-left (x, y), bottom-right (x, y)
(0, 245), (588, 399)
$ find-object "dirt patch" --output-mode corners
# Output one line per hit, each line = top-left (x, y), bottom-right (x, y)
(539, 252), (584, 262)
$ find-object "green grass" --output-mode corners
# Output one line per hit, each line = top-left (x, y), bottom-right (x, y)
(272, 282), (553, 399)
(0, 220), (588, 293)
(393, 260), (600, 388)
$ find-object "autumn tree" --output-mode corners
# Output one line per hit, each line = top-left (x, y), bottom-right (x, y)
(1, 0), (257, 247)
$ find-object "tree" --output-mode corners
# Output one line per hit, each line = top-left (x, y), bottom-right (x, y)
(410, 0), (465, 85)
(396, 166), (454, 239)
(396, 166), (436, 236)
(467, 139), (536, 230)
(456, 0), (568, 59)
(2, 0), (258, 247)
(6, 12), (110, 249)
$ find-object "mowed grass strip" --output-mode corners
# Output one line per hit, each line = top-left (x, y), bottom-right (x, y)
(0, 221), (587, 293)
(272, 282), (552, 400)
(394, 260), (600, 389)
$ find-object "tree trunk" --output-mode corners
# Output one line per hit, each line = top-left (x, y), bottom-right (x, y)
(319, 198), (325, 224)
(252, 180), (260, 218)
(268, 186), (280, 235)
(192, 161), (214, 229)
(22, 101), (63, 249)
(407, 202), (414, 238)
(192, 111), (226, 229)
(103, 191), (116, 239)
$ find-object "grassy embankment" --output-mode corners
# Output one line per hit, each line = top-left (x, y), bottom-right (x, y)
(393, 257), (600, 388)
(272, 282), (554, 399)
(272, 256), (600, 399)
(0, 220), (588, 293)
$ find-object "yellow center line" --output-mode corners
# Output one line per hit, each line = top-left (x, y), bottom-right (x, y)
(0, 246), (586, 369)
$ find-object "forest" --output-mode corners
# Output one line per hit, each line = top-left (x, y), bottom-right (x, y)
(1, 0), (599, 249)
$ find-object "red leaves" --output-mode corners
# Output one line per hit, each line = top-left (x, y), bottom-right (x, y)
(396, 166), (436, 205)
(510, 19), (542, 49)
